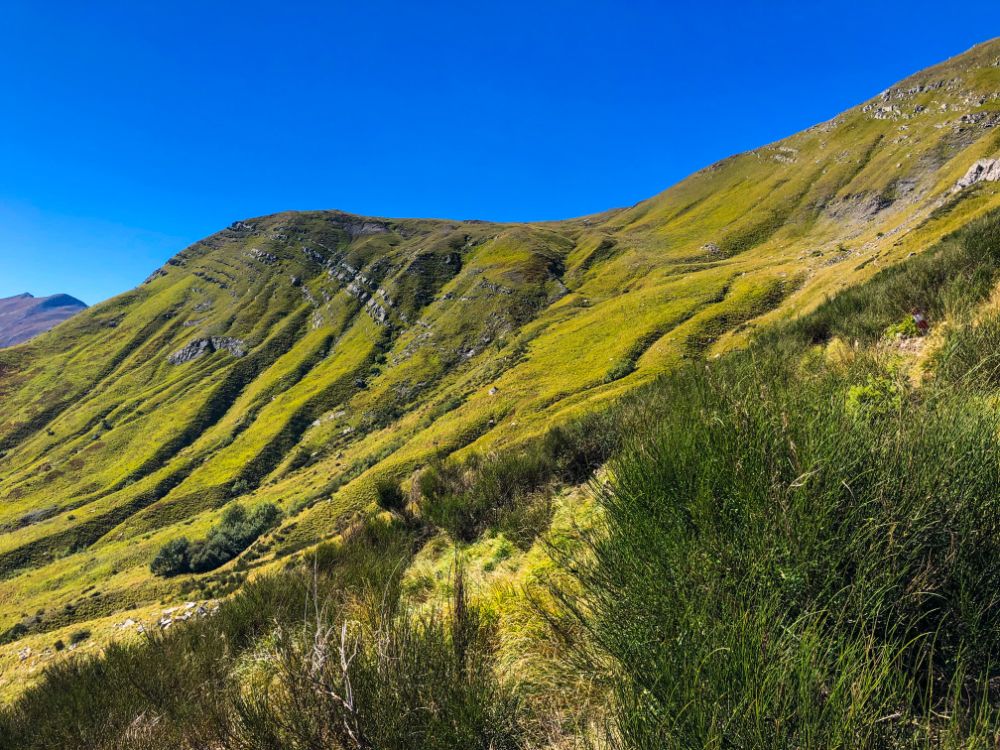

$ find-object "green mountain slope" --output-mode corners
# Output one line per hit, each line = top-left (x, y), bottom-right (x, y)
(1, 38), (1000, 696)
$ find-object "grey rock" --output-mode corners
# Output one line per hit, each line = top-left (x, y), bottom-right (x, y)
(168, 337), (247, 365)
(955, 158), (1000, 190)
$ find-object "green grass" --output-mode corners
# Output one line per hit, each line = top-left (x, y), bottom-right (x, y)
(0, 514), (525, 750)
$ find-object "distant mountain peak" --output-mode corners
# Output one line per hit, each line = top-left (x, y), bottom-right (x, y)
(0, 293), (88, 348)
(36, 293), (87, 309)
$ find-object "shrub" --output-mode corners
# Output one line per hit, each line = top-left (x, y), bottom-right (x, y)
(68, 629), (91, 646)
(150, 537), (191, 577)
(845, 373), (904, 419)
(884, 315), (920, 339)
(150, 503), (281, 577)
(230, 478), (251, 497)
(374, 477), (407, 514)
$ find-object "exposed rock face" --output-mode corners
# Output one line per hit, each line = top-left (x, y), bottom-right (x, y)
(0, 293), (87, 348)
(168, 337), (247, 364)
(246, 247), (279, 264)
(346, 220), (388, 237)
(955, 158), (1000, 190)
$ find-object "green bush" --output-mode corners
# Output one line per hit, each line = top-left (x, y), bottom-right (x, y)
(150, 503), (281, 577)
(150, 537), (191, 578)
(884, 315), (920, 339)
(845, 373), (904, 419)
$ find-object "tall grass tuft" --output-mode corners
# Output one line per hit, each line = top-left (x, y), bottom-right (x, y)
(230, 568), (525, 750)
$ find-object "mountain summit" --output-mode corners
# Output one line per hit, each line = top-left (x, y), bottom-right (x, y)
(0, 293), (87, 348)
(0, 37), (999, 707)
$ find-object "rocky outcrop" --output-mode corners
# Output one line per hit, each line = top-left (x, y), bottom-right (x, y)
(295, 245), (397, 325)
(246, 247), (278, 265)
(955, 158), (1000, 190)
(168, 337), (247, 364)
(346, 220), (389, 237)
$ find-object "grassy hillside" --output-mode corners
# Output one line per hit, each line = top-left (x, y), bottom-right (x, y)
(7, 192), (1000, 749)
(0, 37), (999, 725)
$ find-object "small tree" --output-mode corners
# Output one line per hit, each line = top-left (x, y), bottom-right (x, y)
(150, 537), (191, 577)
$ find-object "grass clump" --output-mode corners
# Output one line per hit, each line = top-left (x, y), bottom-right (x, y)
(934, 314), (1000, 389)
(543, 209), (1000, 747)
(564, 348), (1000, 748)
(231, 573), (524, 750)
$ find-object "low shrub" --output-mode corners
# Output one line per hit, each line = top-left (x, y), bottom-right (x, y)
(150, 537), (191, 577)
(845, 373), (905, 419)
(884, 315), (920, 339)
(419, 411), (620, 543)
(150, 503), (281, 577)
(68, 629), (91, 646)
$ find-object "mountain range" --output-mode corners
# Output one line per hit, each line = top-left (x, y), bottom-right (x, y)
(0, 37), (999, 715)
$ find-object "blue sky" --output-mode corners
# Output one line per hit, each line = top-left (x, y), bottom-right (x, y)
(1, 1), (998, 304)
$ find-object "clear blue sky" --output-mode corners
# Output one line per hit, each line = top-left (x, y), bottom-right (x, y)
(1, 1), (998, 304)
